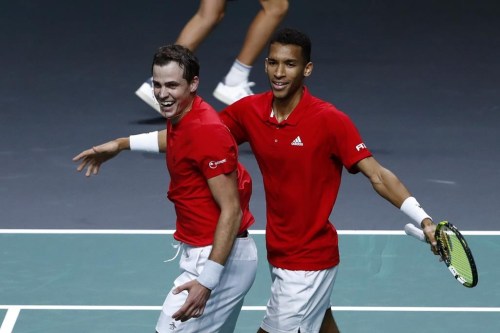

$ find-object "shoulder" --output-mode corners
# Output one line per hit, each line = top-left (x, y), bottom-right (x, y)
(192, 122), (235, 150)
(304, 96), (361, 138)
(308, 95), (348, 120)
(223, 91), (272, 114)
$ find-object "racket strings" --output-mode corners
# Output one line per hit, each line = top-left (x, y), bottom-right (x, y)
(434, 221), (478, 288)
(448, 235), (475, 283)
(438, 229), (452, 262)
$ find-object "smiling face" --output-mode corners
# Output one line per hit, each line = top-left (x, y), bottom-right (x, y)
(265, 42), (313, 103)
(152, 61), (198, 123)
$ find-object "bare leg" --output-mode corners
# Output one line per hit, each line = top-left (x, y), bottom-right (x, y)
(212, 0), (289, 103)
(319, 308), (340, 333)
(175, 0), (227, 51)
(236, 0), (289, 66)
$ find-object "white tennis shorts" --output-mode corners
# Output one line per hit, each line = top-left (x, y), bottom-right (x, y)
(156, 236), (258, 333)
(260, 265), (338, 333)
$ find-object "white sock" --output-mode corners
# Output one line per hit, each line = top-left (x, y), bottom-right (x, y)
(224, 60), (252, 86)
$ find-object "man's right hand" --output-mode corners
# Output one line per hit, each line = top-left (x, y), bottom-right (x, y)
(72, 139), (126, 177)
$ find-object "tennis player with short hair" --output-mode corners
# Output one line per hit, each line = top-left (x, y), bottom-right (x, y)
(73, 44), (257, 333)
(218, 28), (438, 333)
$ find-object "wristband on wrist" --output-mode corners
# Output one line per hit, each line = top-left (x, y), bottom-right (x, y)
(129, 131), (159, 153)
(197, 259), (224, 290)
(400, 196), (432, 227)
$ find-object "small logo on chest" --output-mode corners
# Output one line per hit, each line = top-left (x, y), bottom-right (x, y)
(291, 136), (304, 146)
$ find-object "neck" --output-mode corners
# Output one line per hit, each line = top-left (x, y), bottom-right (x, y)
(272, 88), (303, 123)
(170, 97), (195, 125)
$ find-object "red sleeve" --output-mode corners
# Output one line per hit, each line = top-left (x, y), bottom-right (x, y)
(327, 110), (372, 173)
(219, 103), (248, 145)
(192, 123), (238, 179)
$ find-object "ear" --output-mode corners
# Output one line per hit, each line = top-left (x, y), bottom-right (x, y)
(304, 62), (313, 77)
(190, 76), (200, 92)
(264, 58), (269, 73)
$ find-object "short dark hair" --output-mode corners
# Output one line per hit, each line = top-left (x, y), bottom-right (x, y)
(152, 44), (200, 82)
(269, 28), (311, 63)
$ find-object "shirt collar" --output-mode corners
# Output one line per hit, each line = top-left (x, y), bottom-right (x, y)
(265, 86), (312, 126)
(169, 95), (202, 128)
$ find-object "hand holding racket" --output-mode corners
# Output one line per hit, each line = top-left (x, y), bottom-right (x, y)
(405, 221), (478, 288)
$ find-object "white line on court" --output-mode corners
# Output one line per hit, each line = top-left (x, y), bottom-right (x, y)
(0, 307), (20, 333)
(0, 229), (498, 235)
(1, 305), (499, 312)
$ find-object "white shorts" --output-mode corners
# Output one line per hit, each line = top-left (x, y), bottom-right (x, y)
(260, 265), (338, 333)
(156, 236), (258, 333)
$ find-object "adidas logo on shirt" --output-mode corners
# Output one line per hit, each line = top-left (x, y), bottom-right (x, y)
(291, 136), (304, 146)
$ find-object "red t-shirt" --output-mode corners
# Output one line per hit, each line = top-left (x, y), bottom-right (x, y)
(166, 96), (254, 246)
(220, 87), (372, 270)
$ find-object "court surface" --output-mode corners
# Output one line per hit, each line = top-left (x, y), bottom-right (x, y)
(1, 0), (500, 332)
(1, 230), (500, 332)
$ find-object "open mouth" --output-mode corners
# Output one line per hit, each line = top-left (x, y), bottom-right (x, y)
(159, 101), (175, 108)
(272, 81), (287, 90)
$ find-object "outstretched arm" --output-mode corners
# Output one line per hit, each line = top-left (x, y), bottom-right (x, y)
(72, 130), (166, 177)
(355, 156), (437, 251)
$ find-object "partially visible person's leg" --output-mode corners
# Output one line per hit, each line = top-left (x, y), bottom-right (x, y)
(213, 0), (289, 105)
(176, 0), (227, 51)
(236, 0), (289, 67)
(319, 308), (341, 333)
(136, 0), (227, 114)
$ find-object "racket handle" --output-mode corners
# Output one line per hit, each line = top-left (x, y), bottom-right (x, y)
(404, 223), (426, 242)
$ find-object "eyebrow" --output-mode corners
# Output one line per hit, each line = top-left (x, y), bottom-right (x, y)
(152, 79), (181, 85)
(267, 57), (299, 63)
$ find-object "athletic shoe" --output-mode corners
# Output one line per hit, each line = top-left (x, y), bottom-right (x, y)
(213, 80), (255, 105)
(135, 77), (161, 114)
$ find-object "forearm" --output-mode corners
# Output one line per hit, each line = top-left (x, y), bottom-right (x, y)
(209, 208), (242, 265)
(195, 207), (241, 291)
(197, 171), (242, 290)
(370, 167), (411, 208)
(371, 167), (433, 227)
(115, 137), (130, 151)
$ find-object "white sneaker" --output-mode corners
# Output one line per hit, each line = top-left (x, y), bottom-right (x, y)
(135, 78), (161, 115)
(213, 81), (255, 105)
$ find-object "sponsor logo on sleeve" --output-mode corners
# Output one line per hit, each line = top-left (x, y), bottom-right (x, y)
(209, 158), (227, 169)
(355, 143), (367, 151)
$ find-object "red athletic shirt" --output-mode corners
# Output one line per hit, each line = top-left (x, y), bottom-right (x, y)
(166, 96), (254, 246)
(220, 87), (372, 270)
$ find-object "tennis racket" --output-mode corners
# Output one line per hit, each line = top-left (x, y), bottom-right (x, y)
(405, 221), (478, 288)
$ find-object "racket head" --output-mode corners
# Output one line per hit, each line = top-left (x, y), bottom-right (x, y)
(435, 221), (478, 288)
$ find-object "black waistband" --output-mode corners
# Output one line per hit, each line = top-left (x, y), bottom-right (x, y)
(237, 230), (248, 238)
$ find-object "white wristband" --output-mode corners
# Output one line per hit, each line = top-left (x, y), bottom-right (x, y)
(197, 259), (224, 290)
(129, 131), (159, 153)
(400, 196), (432, 227)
